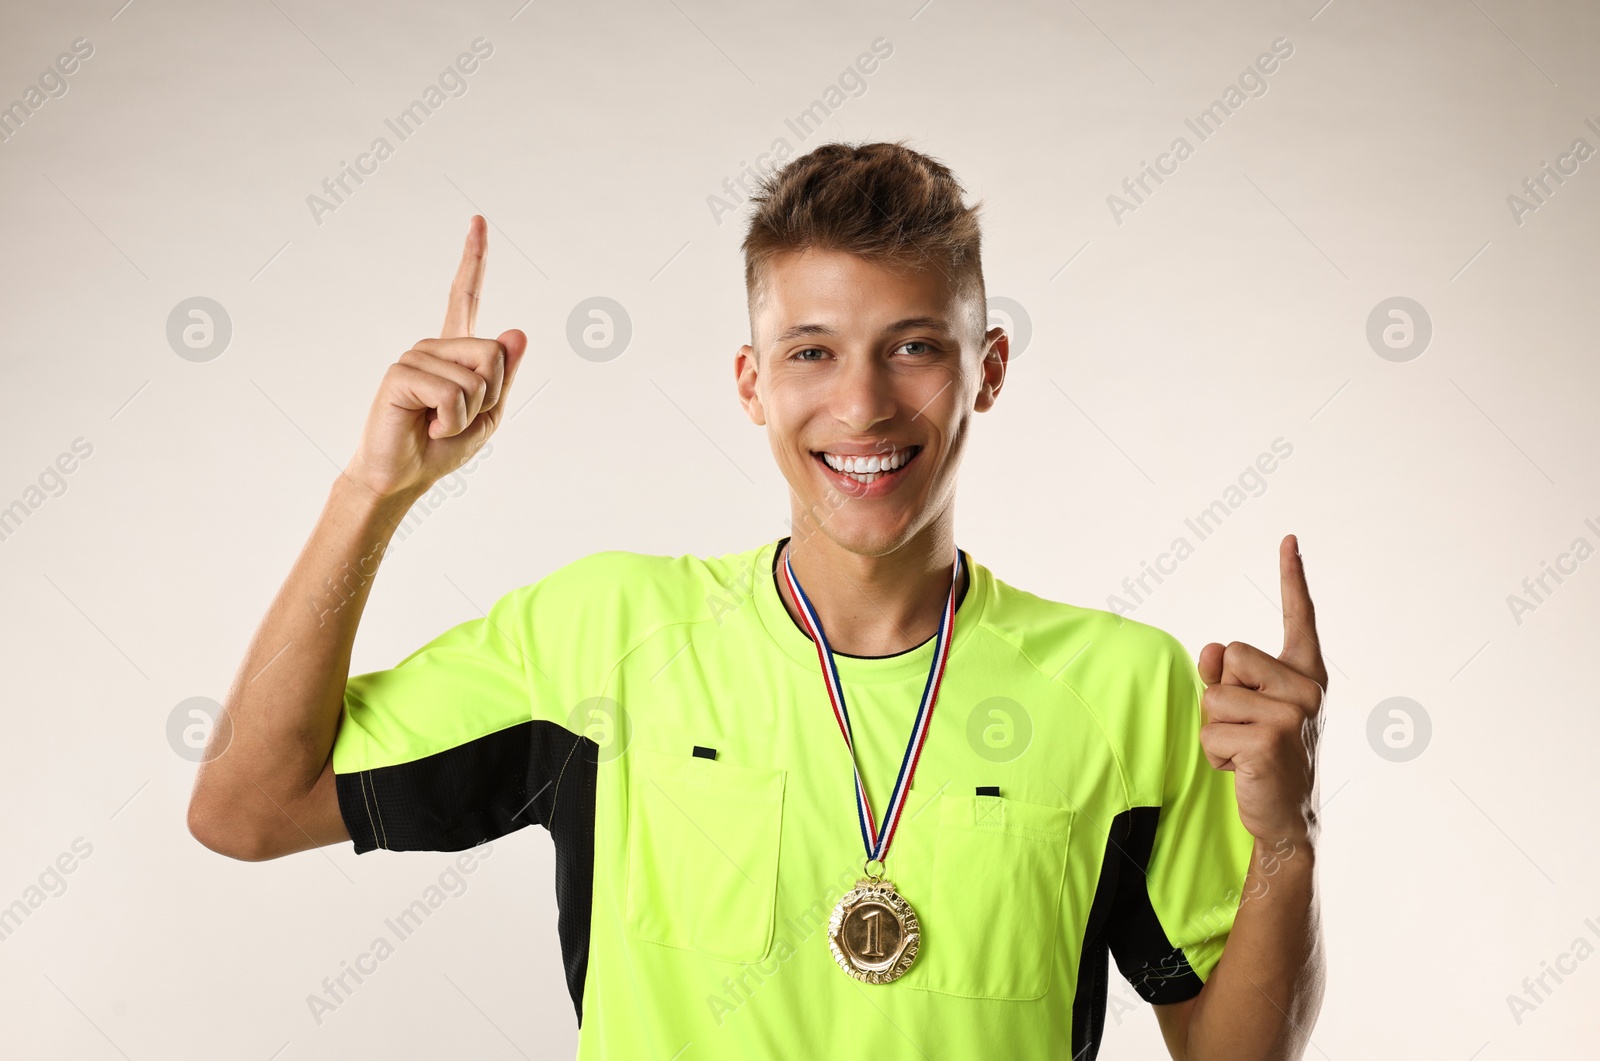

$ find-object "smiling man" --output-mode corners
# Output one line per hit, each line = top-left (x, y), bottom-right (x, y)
(187, 140), (1326, 1059)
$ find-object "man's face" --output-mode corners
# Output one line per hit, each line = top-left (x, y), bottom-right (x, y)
(735, 247), (1008, 556)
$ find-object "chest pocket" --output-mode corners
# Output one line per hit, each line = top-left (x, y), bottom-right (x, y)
(623, 747), (786, 963)
(906, 792), (1074, 1000)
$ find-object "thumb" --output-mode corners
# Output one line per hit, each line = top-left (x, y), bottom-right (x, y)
(496, 328), (528, 392)
(1196, 642), (1224, 687)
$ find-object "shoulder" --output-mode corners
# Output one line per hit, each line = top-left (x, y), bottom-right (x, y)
(979, 567), (1192, 683)
(981, 569), (1197, 795)
(478, 543), (769, 692)
(506, 541), (768, 626)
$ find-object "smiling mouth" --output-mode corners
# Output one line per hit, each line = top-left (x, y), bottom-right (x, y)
(810, 445), (922, 484)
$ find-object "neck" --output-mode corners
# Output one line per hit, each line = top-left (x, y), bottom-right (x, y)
(776, 520), (965, 657)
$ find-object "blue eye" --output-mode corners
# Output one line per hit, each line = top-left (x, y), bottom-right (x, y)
(789, 342), (935, 361)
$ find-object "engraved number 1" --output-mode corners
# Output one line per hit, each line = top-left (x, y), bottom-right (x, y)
(862, 909), (883, 957)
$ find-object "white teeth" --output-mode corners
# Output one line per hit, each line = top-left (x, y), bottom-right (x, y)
(821, 447), (916, 474)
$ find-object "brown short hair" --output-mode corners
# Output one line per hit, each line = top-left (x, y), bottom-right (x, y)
(740, 139), (987, 355)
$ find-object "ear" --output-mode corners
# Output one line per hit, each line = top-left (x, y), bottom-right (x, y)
(974, 325), (1009, 412)
(735, 343), (766, 425)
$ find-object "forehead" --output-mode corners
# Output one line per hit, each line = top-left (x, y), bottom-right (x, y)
(756, 248), (959, 336)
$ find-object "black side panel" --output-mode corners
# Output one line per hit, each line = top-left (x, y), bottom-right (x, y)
(1075, 805), (1210, 1058)
(1072, 808), (1125, 1061)
(1104, 805), (1205, 1005)
(335, 719), (599, 1025)
(525, 721), (598, 1026)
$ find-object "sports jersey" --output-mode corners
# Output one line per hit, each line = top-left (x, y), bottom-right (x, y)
(331, 535), (1257, 1059)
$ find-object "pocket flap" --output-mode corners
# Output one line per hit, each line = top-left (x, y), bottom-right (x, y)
(940, 792), (1073, 840)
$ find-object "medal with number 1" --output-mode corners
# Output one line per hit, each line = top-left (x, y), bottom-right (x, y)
(779, 541), (965, 984)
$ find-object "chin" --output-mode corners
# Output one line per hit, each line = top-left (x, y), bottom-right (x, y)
(804, 513), (920, 558)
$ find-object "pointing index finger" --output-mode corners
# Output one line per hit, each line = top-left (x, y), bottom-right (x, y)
(1279, 533), (1323, 681)
(442, 215), (486, 338)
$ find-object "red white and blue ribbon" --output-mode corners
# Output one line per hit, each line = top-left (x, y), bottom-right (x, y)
(781, 541), (966, 865)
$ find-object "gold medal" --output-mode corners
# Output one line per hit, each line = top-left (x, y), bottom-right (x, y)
(780, 541), (964, 985)
(828, 862), (921, 983)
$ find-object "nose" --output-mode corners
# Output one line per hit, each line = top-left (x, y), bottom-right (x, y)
(829, 353), (897, 432)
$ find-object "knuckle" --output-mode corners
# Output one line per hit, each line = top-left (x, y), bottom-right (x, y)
(476, 339), (506, 374)
(1289, 670), (1319, 702)
(431, 378), (457, 410)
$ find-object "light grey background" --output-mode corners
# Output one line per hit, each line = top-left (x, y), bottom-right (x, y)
(2, 0), (1596, 1058)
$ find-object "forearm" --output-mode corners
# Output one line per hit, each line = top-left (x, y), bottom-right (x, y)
(187, 473), (418, 850)
(1185, 836), (1326, 1061)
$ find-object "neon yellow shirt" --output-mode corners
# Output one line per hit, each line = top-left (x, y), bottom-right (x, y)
(331, 536), (1256, 1058)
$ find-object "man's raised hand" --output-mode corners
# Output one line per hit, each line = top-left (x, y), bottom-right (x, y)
(1196, 533), (1328, 848)
(344, 215), (528, 502)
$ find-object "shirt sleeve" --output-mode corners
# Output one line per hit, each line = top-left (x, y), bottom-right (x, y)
(1105, 633), (1258, 1004)
(330, 552), (618, 855)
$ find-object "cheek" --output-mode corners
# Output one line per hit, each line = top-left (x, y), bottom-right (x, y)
(913, 379), (964, 432)
(762, 396), (799, 438)
(760, 379), (820, 434)
(758, 395), (807, 455)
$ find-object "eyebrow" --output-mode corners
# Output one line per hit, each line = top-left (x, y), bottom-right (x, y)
(771, 316), (954, 347)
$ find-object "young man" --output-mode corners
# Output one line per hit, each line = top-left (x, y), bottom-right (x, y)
(188, 140), (1327, 1060)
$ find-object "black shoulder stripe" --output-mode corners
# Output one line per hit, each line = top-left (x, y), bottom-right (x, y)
(335, 721), (545, 853)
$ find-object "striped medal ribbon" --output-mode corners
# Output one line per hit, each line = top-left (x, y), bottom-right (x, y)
(780, 540), (966, 983)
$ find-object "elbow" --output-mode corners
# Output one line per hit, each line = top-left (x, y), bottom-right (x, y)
(186, 792), (274, 862)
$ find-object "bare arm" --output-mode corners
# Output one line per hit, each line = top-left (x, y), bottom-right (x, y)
(186, 215), (528, 861)
(1154, 837), (1325, 1061)
(184, 477), (418, 860)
